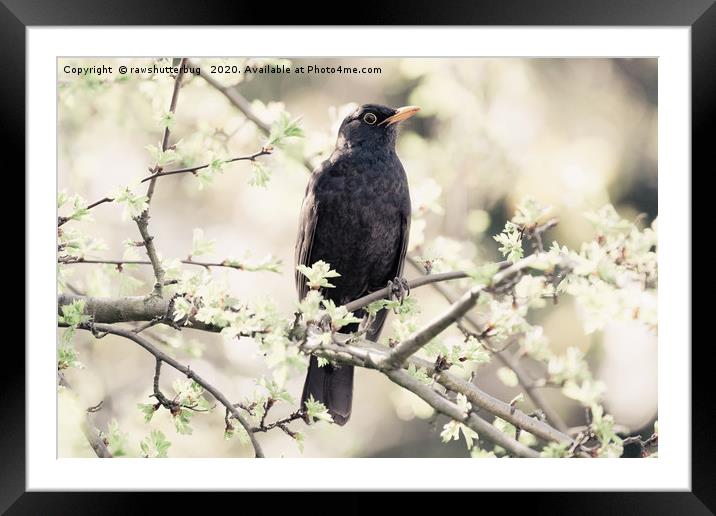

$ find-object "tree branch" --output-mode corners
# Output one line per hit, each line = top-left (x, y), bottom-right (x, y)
(380, 255), (539, 369)
(146, 58), (188, 204)
(496, 349), (569, 433)
(405, 255), (570, 433)
(189, 58), (314, 171)
(80, 416), (113, 458)
(58, 253), (579, 455)
(343, 271), (470, 313)
(58, 257), (274, 272)
(381, 285), (482, 369)
(251, 408), (304, 437)
(385, 368), (538, 458)
(130, 216), (165, 298)
(192, 60), (271, 134)
(56, 148), (274, 229)
(58, 373), (113, 458)
(133, 58), (188, 298)
(138, 148), (272, 184)
(72, 322), (264, 458)
(58, 197), (114, 227)
(303, 335), (579, 452)
(57, 266), (479, 328)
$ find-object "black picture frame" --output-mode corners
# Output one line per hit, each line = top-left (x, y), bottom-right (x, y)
(6, 0), (709, 513)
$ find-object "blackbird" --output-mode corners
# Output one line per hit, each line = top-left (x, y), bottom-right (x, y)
(295, 104), (420, 425)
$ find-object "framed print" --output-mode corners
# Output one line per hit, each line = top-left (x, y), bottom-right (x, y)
(7, 0), (711, 512)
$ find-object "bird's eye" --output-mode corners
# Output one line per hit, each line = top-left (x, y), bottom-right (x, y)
(363, 112), (377, 125)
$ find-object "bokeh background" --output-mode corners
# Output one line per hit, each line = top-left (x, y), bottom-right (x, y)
(58, 57), (657, 458)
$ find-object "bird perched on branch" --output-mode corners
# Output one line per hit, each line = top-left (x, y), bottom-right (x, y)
(295, 104), (419, 425)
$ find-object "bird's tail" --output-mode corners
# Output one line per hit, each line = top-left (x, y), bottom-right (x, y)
(301, 355), (354, 426)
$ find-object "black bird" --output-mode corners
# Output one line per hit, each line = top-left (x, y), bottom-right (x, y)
(295, 104), (419, 425)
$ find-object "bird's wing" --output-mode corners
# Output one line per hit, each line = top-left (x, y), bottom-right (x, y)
(395, 209), (411, 278)
(366, 210), (411, 342)
(294, 183), (319, 301)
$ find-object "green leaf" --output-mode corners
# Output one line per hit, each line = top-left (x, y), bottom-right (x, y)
(172, 297), (193, 323)
(366, 299), (391, 316)
(297, 290), (323, 320)
(58, 299), (90, 326)
(440, 420), (461, 443)
(224, 423), (250, 444)
(294, 432), (305, 453)
(540, 441), (569, 458)
(584, 204), (632, 236)
(460, 424), (479, 449)
(561, 379), (606, 406)
(267, 112), (304, 147)
(304, 395), (333, 424)
(195, 168), (215, 190)
(512, 198), (550, 227)
(493, 222), (524, 262)
(173, 408), (193, 435)
(58, 190), (70, 209)
(321, 299), (362, 330)
(455, 393), (471, 415)
(222, 254), (282, 273)
(496, 367), (519, 387)
(140, 429), (171, 458)
(258, 377), (295, 404)
(157, 111), (175, 130)
(469, 262), (500, 287)
(590, 404), (624, 457)
(105, 419), (129, 457)
(297, 260), (341, 290)
(144, 142), (177, 167)
(248, 161), (271, 188)
(58, 193), (92, 223)
(440, 419), (479, 449)
(407, 363), (433, 385)
(452, 336), (491, 365)
(113, 186), (149, 220)
(58, 344), (83, 370)
(58, 300), (91, 348)
(471, 447), (498, 458)
(137, 403), (157, 423)
(191, 228), (215, 257)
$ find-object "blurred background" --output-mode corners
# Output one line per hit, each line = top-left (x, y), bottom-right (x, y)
(58, 57), (657, 458)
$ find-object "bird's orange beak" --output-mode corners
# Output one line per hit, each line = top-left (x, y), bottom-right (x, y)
(379, 105), (421, 126)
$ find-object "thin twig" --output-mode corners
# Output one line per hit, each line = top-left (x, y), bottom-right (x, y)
(58, 257), (269, 272)
(380, 255), (539, 369)
(58, 253), (579, 455)
(58, 197), (114, 227)
(252, 409), (304, 435)
(385, 368), (538, 458)
(58, 373), (113, 458)
(190, 58), (314, 171)
(134, 57), (188, 298)
(405, 254), (570, 433)
(146, 58), (188, 203)
(57, 148), (272, 229)
(73, 322), (264, 458)
(344, 271), (471, 313)
(57, 267), (484, 329)
(138, 148), (272, 183)
(306, 334), (581, 452)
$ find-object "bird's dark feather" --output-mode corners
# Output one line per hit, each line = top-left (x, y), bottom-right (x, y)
(295, 149), (411, 306)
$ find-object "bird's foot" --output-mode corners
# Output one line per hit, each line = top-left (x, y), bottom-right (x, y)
(387, 276), (410, 313)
